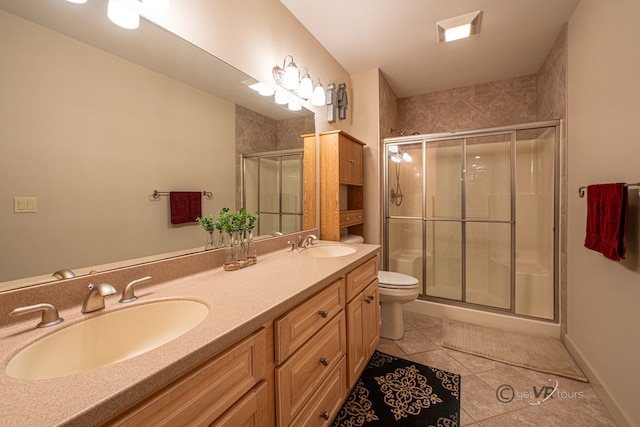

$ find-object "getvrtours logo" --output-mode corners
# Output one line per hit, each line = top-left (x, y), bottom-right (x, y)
(496, 380), (587, 406)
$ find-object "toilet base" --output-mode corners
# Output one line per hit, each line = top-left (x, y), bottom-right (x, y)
(380, 301), (405, 340)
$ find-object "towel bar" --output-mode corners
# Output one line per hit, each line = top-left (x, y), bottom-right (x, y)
(152, 190), (213, 200)
(578, 182), (640, 198)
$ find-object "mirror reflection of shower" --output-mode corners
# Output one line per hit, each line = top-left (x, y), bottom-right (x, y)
(242, 149), (303, 237)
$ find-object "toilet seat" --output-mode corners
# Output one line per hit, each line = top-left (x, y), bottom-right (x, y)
(378, 271), (419, 289)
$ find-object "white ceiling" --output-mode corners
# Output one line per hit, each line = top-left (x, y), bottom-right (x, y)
(280, 0), (581, 98)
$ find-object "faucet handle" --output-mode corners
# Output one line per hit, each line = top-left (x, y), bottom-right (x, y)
(119, 276), (152, 303)
(9, 303), (64, 328)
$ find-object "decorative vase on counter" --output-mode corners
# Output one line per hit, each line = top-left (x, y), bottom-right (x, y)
(205, 231), (215, 251)
(223, 232), (239, 267)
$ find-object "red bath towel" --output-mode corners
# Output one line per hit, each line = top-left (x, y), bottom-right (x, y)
(584, 183), (628, 261)
(170, 192), (202, 225)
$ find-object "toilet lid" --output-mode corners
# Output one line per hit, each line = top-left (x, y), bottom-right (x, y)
(378, 271), (419, 288)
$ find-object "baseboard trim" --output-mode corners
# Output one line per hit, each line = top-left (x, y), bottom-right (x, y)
(564, 334), (632, 427)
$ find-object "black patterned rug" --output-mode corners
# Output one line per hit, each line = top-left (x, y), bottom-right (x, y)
(332, 351), (460, 427)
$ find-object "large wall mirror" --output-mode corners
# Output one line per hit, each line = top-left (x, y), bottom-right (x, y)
(0, 0), (316, 291)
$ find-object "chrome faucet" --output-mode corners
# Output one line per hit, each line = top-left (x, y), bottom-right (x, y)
(298, 234), (318, 249)
(9, 303), (64, 328)
(119, 276), (152, 303)
(81, 283), (117, 313)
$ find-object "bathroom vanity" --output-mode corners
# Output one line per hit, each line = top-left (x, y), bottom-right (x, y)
(0, 237), (380, 426)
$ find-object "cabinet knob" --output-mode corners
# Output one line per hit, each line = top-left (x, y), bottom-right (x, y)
(320, 357), (329, 366)
(365, 295), (374, 304)
(318, 310), (328, 318)
(320, 411), (330, 420)
(349, 159), (356, 164)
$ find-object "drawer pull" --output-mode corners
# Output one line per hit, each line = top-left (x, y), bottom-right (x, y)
(318, 310), (328, 318)
(319, 358), (329, 366)
(320, 411), (330, 420)
(345, 217), (350, 221)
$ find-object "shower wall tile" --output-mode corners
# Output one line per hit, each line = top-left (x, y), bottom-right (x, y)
(537, 24), (568, 121)
(396, 75), (538, 135)
(234, 105), (312, 208)
(379, 72), (399, 140)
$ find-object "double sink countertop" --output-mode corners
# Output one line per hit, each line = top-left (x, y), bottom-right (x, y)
(0, 242), (380, 426)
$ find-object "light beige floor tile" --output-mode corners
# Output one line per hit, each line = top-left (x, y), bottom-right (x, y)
(460, 408), (476, 426)
(460, 374), (528, 420)
(445, 348), (507, 374)
(376, 338), (408, 358)
(410, 349), (473, 377)
(403, 310), (442, 329)
(393, 329), (440, 354)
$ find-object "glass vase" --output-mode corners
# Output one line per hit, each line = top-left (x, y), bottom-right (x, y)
(245, 230), (257, 262)
(204, 231), (215, 251)
(223, 232), (238, 266)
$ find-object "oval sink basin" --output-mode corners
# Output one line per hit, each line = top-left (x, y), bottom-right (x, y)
(6, 300), (208, 380)
(300, 244), (356, 258)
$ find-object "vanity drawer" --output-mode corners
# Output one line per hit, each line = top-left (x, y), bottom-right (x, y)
(289, 356), (347, 427)
(345, 256), (378, 301)
(340, 209), (364, 227)
(276, 312), (346, 426)
(275, 278), (345, 364)
(111, 328), (267, 427)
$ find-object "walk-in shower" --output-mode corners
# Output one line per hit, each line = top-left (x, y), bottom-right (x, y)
(242, 149), (303, 236)
(383, 121), (560, 322)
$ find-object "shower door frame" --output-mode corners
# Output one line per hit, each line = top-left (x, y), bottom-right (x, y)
(383, 120), (561, 322)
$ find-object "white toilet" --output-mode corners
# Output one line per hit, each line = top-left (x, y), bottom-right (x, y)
(378, 271), (420, 340)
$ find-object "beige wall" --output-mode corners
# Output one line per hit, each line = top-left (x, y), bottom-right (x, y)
(568, 0), (640, 425)
(0, 12), (235, 282)
(351, 68), (382, 244)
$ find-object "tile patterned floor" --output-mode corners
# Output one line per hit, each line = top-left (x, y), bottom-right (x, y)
(376, 310), (618, 426)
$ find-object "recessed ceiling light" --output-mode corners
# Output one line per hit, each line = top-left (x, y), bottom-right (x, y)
(437, 11), (482, 43)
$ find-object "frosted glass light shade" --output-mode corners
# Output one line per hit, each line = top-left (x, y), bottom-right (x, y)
(65, 0), (88, 4)
(108, 0), (140, 30)
(274, 92), (289, 105)
(311, 85), (326, 106)
(288, 101), (302, 111)
(282, 64), (299, 90)
(298, 76), (313, 99)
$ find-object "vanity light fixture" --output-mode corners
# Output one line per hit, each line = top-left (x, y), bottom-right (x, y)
(273, 55), (326, 106)
(437, 10), (482, 43)
(65, 0), (88, 4)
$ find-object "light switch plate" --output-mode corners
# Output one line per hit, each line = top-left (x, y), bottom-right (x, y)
(14, 197), (37, 213)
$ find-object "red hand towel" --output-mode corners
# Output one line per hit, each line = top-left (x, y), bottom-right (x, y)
(170, 192), (202, 225)
(584, 183), (628, 261)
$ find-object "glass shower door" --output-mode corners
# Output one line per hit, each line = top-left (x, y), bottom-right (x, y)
(425, 139), (463, 301)
(386, 143), (424, 289)
(464, 135), (512, 309)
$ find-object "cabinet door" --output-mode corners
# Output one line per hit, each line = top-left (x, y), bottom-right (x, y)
(211, 381), (269, 427)
(346, 280), (380, 389)
(339, 135), (363, 185)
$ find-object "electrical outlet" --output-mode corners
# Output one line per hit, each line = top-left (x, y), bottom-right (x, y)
(14, 197), (37, 213)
